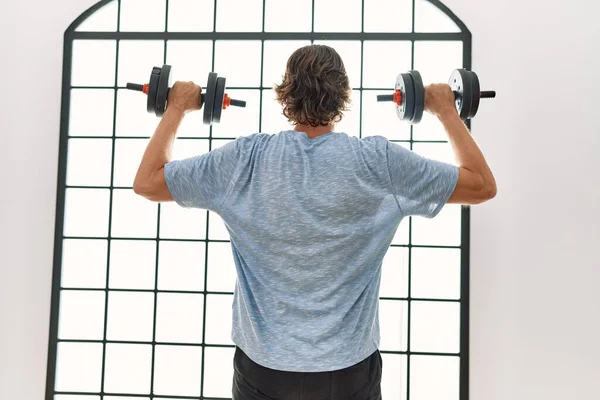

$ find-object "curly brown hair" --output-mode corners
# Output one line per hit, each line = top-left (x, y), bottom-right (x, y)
(274, 45), (351, 127)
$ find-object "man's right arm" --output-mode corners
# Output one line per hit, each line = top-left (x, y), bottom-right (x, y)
(427, 84), (497, 205)
(440, 111), (497, 204)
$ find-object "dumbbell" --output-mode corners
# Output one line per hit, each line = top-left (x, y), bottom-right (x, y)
(377, 69), (496, 123)
(126, 64), (247, 125)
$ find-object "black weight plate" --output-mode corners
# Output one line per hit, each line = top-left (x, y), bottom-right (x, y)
(147, 67), (161, 114)
(468, 71), (481, 119)
(155, 64), (171, 117)
(409, 70), (425, 124)
(449, 69), (472, 121)
(203, 72), (218, 125)
(165, 64), (174, 113)
(395, 73), (415, 122)
(213, 77), (226, 124)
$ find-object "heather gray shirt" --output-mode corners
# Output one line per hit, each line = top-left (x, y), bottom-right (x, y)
(164, 130), (458, 372)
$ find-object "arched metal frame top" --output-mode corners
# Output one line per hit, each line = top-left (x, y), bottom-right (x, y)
(48, 1), (473, 400)
(65, 0), (471, 39)
(66, 0), (115, 33)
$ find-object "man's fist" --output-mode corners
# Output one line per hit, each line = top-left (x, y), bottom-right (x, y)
(168, 81), (202, 113)
(424, 83), (457, 118)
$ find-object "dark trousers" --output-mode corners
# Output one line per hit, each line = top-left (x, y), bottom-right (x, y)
(232, 347), (383, 400)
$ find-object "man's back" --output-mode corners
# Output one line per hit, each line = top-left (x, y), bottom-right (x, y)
(165, 130), (458, 372)
(136, 44), (494, 398)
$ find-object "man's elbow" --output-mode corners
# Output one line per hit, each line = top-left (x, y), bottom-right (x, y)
(476, 181), (497, 204)
(133, 183), (162, 202)
(486, 183), (498, 200)
(133, 180), (153, 198)
(133, 175), (172, 203)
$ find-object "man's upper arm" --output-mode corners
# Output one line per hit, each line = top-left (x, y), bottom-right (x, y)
(386, 141), (459, 218)
(446, 167), (494, 205)
(164, 139), (242, 211)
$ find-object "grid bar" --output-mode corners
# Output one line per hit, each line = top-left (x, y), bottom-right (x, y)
(311, 0), (315, 32)
(147, 11), (171, 398)
(55, 393), (231, 400)
(99, 1), (122, 394)
(460, 33), (473, 400)
(68, 31), (468, 41)
(60, 237), (460, 249)
(58, 339), (236, 348)
(407, 0), (417, 394)
(58, 287), (460, 302)
(61, 288), (235, 296)
(44, 23), (74, 400)
(199, 3), (220, 396)
(67, 136), (234, 140)
(65, 136), (450, 143)
(53, 343), (458, 357)
(63, 236), (231, 242)
(379, 296), (459, 302)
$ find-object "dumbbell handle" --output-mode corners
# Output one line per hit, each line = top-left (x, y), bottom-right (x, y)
(127, 83), (149, 93)
(378, 89), (496, 104)
(126, 82), (246, 108)
(229, 99), (247, 107)
(377, 94), (394, 103)
(127, 83), (143, 91)
(480, 91), (496, 98)
(194, 91), (247, 109)
(377, 94), (395, 102)
(221, 93), (246, 109)
(453, 90), (496, 99)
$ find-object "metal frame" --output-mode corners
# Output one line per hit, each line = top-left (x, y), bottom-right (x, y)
(46, 1), (472, 399)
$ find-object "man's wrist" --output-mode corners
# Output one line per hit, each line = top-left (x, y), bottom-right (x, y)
(164, 105), (186, 119)
(437, 109), (461, 124)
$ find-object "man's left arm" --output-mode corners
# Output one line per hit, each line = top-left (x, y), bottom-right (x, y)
(133, 105), (186, 202)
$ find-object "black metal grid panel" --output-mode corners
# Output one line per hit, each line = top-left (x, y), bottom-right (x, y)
(47, 0), (472, 399)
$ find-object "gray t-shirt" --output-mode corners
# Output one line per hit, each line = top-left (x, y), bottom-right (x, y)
(164, 130), (458, 372)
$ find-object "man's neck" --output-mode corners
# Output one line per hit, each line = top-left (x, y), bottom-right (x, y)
(294, 123), (335, 139)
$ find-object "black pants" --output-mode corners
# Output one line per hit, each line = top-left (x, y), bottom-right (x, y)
(232, 347), (383, 400)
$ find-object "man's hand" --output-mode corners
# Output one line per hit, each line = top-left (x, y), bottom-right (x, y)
(168, 81), (203, 114)
(424, 83), (457, 119)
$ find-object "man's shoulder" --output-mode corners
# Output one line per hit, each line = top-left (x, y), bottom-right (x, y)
(352, 135), (390, 158)
(231, 132), (272, 149)
(333, 133), (389, 147)
(233, 131), (390, 151)
(358, 134), (389, 145)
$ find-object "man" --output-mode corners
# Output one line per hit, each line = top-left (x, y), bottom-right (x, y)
(133, 45), (496, 399)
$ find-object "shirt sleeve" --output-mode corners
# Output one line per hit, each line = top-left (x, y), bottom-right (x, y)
(164, 139), (241, 211)
(386, 141), (459, 218)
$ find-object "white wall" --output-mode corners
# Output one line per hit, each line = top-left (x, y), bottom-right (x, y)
(454, 1), (600, 398)
(1, 1), (598, 399)
(1, 1), (100, 399)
